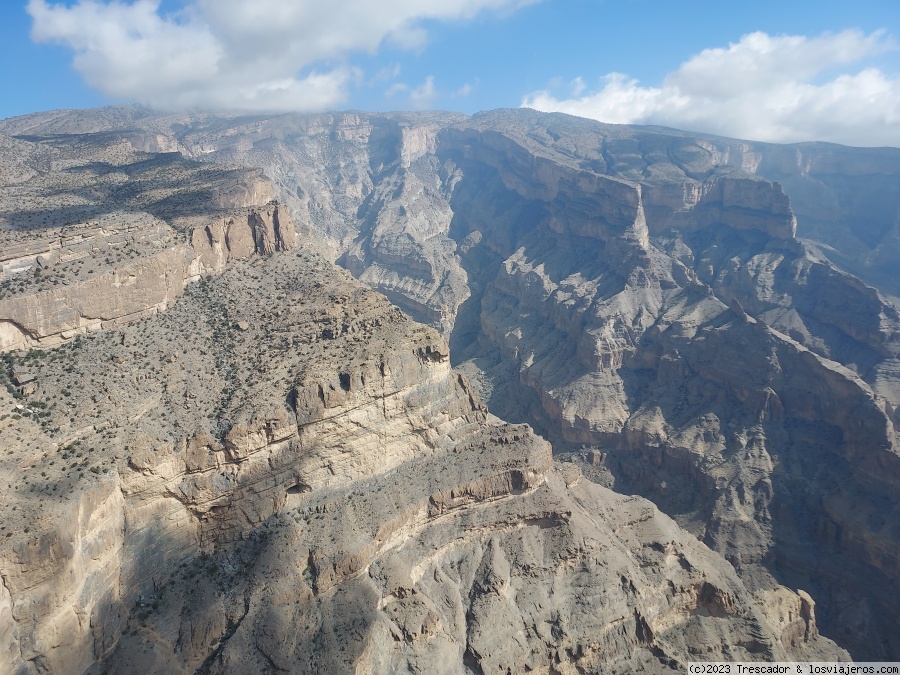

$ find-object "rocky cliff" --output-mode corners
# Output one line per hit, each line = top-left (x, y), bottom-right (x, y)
(0, 241), (842, 674)
(62, 106), (896, 659)
(435, 112), (900, 659)
(0, 247), (841, 672)
(0, 133), (292, 352)
(0, 106), (894, 669)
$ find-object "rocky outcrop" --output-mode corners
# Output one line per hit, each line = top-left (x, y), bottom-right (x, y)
(0, 105), (895, 668)
(0, 134), (295, 352)
(188, 201), (295, 272)
(0, 203), (293, 352)
(0, 245), (845, 674)
(97, 458), (844, 674)
(0, 248), (483, 673)
(645, 176), (797, 239)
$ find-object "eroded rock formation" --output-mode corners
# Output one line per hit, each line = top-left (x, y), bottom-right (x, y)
(1, 106), (896, 670)
(0, 248), (844, 674)
(0, 136), (292, 351)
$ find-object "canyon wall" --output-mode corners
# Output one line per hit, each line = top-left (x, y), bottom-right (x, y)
(0, 203), (292, 352)
(0, 245), (843, 674)
(1, 107), (895, 669)
(434, 114), (900, 658)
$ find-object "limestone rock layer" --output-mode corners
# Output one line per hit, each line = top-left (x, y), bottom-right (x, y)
(0, 249), (844, 674)
(81, 106), (895, 660)
(0, 106), (896, 669)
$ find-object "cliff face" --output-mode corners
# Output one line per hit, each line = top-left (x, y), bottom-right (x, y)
(0, 244), (841, 675)
(0, 121), (848, 674)
(0, 204), (293, 352)
(434, 115), (900, 659)
(69, 107), (897, 659)
(0, 135), (292, 352)
(0, 249), (488, 674)
(99, 458), (840, 675)
(0, 106), (895, 669)
(753, 144), (900, 298)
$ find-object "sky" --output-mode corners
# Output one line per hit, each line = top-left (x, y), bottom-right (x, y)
(1, 0), (899, 146)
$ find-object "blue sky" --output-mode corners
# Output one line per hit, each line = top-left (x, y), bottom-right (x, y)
(1, 1), (899, 145)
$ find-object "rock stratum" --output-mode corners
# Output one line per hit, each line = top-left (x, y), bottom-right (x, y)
(0, 105), (896, 671)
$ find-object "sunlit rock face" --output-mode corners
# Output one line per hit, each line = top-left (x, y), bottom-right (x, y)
(1, 105), (898, 670)
(0, 243), (842, 674)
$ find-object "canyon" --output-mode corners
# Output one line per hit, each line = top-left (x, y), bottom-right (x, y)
(0, 106), (897, 672)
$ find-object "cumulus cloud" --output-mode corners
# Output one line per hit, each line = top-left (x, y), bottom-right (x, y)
(28, 0), (535, 111)
(384, 75), (439, 109)
(522, 30), (900, 147)
(384, 82), (409, 98)
(410, 76), (438, 109)
(454, 82), (474, 97)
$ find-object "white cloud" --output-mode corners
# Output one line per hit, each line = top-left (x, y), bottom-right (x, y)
(522, 30), (900, 147)
(410, 76), (438, 109)
(569, 77), (586, 96)
(384, 75), (442, 108)
(372, 63), (403, 86)
(385, 82), (409, 98)
(28, 0), (536, 111)
(454, 82), (474, 97)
